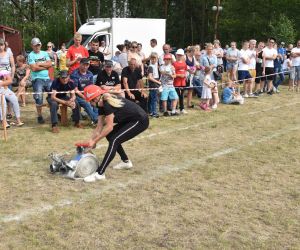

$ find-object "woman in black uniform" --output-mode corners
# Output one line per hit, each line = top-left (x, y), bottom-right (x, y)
(81, 85), (149, 182)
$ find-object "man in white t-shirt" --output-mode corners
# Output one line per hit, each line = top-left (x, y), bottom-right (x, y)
(291, 39), (300, 91)
(262, 38), (278, 94)
(248, 39), (258, 97)
(145, 38), (162, 63)
(238, 41), (252, 97)
(158, 44), (175, 66)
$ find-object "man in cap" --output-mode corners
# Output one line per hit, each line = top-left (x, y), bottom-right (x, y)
(96, 60), (121, 92)
(47, 70), (82, 133)
(28, 37), (52, 124)
(71, 58), (98, 124)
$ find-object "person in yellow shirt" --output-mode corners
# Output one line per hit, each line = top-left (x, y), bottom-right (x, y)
(57, 43), (68, 71)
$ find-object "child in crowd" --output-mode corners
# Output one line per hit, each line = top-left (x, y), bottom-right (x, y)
(222, 80), (244, 105)
(160, 54), (179, 116)
(200, 67), (213, 111)
(282, 55), (294, 91)
(15, 55), (31, 107)
(147, 52), (161, 118)
(173, 49), (187, 114)
(57, 43), (68, 71)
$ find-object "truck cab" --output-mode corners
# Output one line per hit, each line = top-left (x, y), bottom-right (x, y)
(66, 19), (112, 57)
(67, 18), (166, 60)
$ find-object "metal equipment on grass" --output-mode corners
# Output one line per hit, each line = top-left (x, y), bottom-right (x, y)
(49, 143), (99, 179)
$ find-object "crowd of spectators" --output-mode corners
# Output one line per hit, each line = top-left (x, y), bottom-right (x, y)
(1, 34), (300, 132)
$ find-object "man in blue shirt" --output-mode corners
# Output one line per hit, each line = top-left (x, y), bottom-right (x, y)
(70, 58), (98, 124)
(28, 37), (52, 124)
(47, 71), (82, 133)
(274, 42), (286, 92)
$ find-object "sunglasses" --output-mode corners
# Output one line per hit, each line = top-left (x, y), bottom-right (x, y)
(132, 46), (138, 48)
(47, 46), (52, 48)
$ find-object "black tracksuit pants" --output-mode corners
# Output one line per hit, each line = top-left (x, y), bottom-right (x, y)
(97, 116), (149, 175)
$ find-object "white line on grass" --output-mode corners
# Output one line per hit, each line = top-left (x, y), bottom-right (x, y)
(1, 124), (299, 224)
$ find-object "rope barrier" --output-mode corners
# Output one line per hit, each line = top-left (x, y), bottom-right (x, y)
(1, 69), (293, 96)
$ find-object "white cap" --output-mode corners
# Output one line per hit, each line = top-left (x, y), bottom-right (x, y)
(31, 37), (41, 46)
(176, 48), (185, 55)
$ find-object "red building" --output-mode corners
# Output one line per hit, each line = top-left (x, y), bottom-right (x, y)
(0, 25), (23, 57)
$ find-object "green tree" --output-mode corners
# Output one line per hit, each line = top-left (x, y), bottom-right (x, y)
(268, 14), (296, 44)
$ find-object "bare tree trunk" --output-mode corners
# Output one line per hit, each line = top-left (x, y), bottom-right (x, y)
(96, 0), (100, 17)
(85, 0), (90, 21)
(112, 0), (117, 17)
(164, 0), (168, 18)
(76, 0), (82, 26)
(30, 0), (36, 36)
(201, 0), (206, 44)
(124, 0), (129, 17)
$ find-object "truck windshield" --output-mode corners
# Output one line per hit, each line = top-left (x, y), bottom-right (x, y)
(65, 35), (92, 48)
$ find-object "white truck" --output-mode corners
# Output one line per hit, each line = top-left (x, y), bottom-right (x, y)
(68, 18), (166, 59)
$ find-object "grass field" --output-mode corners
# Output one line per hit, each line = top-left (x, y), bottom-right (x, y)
(0, 86), (299, 249)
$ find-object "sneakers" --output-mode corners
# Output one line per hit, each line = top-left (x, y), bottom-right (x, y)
(171, 112), (179, 116)
(84, 172), (106, 183)
(16, 122), (24, 127)
(243, 94), (249, 98)
(249, 93), (258, 98)
(91, 121), (97, 127)
(211, 104), (218, 109)
(1, 122), (10, 129)
(163, 111), (170, 117)
(52, 126), (59, 133)
(180, 109), (188, 114)
(74, 123), (84, 128)
(150, 113), (159, 118)
(37, 116), (45, 124)
(267, 91), (273, 95)
(112, 160), (133, 170)
(199, 103), (206, 110)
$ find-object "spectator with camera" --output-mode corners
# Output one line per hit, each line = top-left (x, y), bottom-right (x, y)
(47, 70), (82, 133)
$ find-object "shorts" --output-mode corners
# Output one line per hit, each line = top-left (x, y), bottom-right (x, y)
(160, 86), (178, 101)
(238, 70), (252, 83)
(249, 69), (256, 79)
(255, 67), (263, 83)
(32, 78), (52, 106)
(289, 67), (296, 80)
(265, 67), (274, 81)
(186, 74), (194, 87)
(293, 66), (300, 81)
(226, 62), (238, 71)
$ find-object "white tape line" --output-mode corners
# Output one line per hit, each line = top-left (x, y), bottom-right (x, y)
(1, 124), (299, 223)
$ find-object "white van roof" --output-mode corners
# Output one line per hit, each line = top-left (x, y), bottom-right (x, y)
(78, 19), (111, 35)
